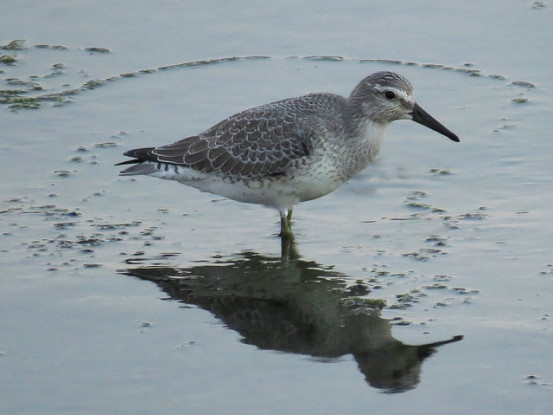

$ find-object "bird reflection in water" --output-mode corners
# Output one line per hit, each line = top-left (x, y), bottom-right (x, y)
(120, 251), (462, 393)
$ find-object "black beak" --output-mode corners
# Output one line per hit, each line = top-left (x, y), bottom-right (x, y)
(410, 103), (460, 142)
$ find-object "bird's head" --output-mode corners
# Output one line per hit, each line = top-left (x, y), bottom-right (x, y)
(349, 71), (459, 142)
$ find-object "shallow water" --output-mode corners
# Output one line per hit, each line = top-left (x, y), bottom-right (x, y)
(1, 1), (553, 414)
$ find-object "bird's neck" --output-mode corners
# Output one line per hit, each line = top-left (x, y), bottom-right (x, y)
(330, 116), (386, 178)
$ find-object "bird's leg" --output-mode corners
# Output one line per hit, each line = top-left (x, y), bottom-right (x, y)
(279, 208), (294, 239)
(280, 230), (300, 261)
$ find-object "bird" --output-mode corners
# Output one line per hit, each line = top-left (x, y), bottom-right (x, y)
(117, 71), (459, 239)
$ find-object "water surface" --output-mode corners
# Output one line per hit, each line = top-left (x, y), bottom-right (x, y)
(1, 1), (552, 414)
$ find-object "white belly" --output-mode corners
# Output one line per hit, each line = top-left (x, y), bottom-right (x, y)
(146, 158), (347, 210)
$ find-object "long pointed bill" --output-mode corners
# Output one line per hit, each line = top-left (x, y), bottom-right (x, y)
(410, 102), (460, 142)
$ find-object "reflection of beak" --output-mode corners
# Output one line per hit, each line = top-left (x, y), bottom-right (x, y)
(410, 103), (460, 142)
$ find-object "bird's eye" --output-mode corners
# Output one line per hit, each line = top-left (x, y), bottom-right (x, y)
(384, 90), (396, 100)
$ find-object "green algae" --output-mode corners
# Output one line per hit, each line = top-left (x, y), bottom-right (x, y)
(0, 55), (16, 65)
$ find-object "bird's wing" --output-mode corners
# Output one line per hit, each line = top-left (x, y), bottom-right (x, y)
(119, 95), (336, 179)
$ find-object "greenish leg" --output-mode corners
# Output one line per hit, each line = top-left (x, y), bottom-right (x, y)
(287, 208), (293, 224)
(279, 208), (294, 239)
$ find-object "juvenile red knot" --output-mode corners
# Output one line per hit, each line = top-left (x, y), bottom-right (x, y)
(117, 71), (459, 238)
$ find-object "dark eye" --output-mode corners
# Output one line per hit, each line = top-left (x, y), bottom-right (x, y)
(384, 90), (396, 100)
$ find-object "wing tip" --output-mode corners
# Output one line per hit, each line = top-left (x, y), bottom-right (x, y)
(115, 147), (156, 167)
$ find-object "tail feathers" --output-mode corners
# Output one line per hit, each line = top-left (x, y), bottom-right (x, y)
(116, 147), (157, 175)
(115, 159), (142, 166)
(118, 162), (158, 176)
